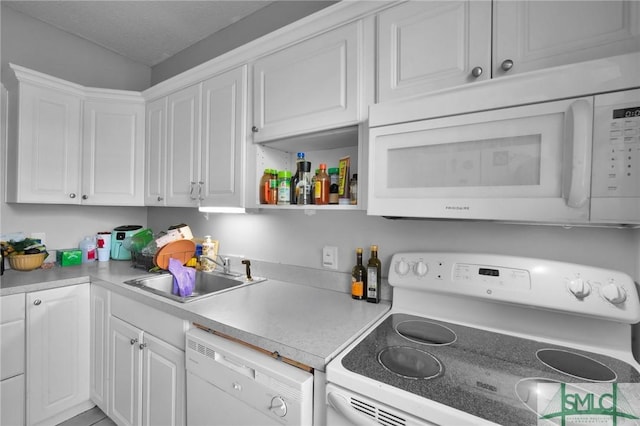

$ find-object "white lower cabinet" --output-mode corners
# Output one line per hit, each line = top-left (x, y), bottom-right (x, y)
(90, 284), (110, 414)
(108, 293), (187, 426)
(1, 293), (26, 426)
(26, 283), (92, 426)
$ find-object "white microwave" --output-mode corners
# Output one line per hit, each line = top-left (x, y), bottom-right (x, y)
(368, 88), (640, 226)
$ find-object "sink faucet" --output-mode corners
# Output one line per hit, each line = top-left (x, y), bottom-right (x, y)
(199, 255), (231, 274)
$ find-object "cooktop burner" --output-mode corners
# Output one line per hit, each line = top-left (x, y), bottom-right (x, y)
(378, 346), (443, 379)
(341, 313), (640, 425)
(536, 348), (617, 382)
(395, 320), (456, 345)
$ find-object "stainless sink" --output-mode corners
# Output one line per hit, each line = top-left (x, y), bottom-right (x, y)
(123, 271), (266, 303)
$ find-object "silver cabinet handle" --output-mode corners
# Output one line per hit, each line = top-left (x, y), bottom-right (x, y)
(130, 338), (138, 345)
(471, 66), (483, 78)
(198, 181), (204, 201)
(157, 196), (163, 202)
(251, 126), (259, 133)
(139, 343), (147, 350)
(501, 59), (514, 72)
(69, 193), (76, 199)
(33, 299), (42, 306)
(82, 195), (88, 200)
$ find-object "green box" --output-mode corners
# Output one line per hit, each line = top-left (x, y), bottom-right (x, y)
(56, 249), (82, 267)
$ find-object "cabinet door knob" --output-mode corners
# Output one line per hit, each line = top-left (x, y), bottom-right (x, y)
(69, 193), (76, 199)
(139, 343), (147, 350)
(33, 299), (42, 306)
(157, 196), (163, 202)
(471, 66), (483, 78)
(130, 338), (138, 345)
(501, 59), (514, 72)
(82, 195), (88, 200)
(251, 126), (259, 133)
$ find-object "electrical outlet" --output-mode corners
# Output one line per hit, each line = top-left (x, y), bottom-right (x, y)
(322, 246), (338, 270)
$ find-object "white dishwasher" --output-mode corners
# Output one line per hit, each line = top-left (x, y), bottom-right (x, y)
(185, 328), (313, 426)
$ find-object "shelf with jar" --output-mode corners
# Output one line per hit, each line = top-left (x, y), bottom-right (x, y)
(250, 125), (365, 211)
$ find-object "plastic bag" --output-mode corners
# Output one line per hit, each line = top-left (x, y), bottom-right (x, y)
(168, 258), (195, 297)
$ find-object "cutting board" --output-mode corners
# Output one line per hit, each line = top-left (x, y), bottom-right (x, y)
(154, 239), (196, 270)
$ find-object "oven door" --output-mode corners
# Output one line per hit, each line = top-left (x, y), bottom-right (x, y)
(368, 97), (593, 223)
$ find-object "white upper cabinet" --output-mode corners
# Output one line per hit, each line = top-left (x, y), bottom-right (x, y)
(200, 66), (247, 207)
(82, 94), (145, 206)
(165, 84), (201, 207)
(493, 0), (640, 77)
(252, 21), (362, 142)
(377, 1), (640, 102)
(144, 97), (167, 206)
(144, 65), (247, 208)
(7, 64), (145, 206)
(7, 75), (82, 204)
(377, 1), (492, 102)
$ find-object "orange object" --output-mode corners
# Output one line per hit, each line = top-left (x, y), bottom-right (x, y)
(314, 163), (330, 205)
(154, 239), (196, 270)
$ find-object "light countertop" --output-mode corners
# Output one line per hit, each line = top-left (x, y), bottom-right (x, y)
(1, 261), (390, 370)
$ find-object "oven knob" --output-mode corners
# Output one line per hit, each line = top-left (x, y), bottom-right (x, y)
(269, 396), (287, 417)
(395, 260), (410, 276)
(414, 261), (428, 277)
(601, 283), (627, 305)
(568, 278), (591, 299)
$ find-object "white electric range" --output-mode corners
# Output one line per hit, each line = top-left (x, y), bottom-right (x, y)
(326, 252), (640, 425)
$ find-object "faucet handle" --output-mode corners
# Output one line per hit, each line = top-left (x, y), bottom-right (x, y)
(241, 259), (252, 281)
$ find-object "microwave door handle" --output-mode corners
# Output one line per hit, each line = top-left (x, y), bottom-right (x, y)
(563, 99), (592, 208)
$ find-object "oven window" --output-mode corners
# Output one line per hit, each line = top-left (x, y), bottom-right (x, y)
(387, 134), (542, 188)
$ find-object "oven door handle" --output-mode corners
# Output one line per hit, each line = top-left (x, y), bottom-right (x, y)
(327, 392), (380, 426)
(563, 98), (592, 209)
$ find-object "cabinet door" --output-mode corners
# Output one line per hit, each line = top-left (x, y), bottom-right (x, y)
(82, 99), (145, 206)
(145, 98), (167, 206)
(252, 21), (360, 142)
(377, 1), (491, 102)
(141, 333), (185, 426)
(166, 84), (201, 206)
(1, 375), (25, 426)
(200, 66), (247, 208)
(90, 285), (110, 414)
(26, 283), (90, 425)
(493, 1), (640, 77)
(110, 316), (143, 426)
(11, 83), (82, 204)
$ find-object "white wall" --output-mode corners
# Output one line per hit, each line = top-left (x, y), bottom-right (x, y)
(148, 207), (640, 282)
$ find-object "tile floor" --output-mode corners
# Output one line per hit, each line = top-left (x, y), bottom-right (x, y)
(57, 406), (115, 426)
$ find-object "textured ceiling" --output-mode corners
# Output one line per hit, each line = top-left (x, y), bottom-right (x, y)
(3, 1), (275, 66)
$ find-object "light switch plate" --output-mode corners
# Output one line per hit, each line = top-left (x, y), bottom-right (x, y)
(322, 246), (338, 270)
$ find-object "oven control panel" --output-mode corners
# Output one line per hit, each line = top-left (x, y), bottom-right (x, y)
(389, 252), (640, 324)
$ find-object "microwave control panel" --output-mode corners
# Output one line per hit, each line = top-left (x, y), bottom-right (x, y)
(591, 88), (640, 224)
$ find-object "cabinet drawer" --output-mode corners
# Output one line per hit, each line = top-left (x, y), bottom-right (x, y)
(1, 293), (25, 323)
(111, 293), (188, 349)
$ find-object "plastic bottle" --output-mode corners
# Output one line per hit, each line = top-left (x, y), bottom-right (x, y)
(351, 248), (366, 300)
(366, 245), (381, 303)
(259, 169), (272, 204)
(269, 169), (278, 205)
(277, 170), (292, 205)
(329, 167), (340, 205)
(201, 236), (215, 272)
(314, 163), (330, 205)
(290, 152), (305, 204)
(79, 236), (97, 263)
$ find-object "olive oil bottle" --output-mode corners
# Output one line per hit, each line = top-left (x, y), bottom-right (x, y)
(366, 245), (381, 303)
(351, 248), (366, 300)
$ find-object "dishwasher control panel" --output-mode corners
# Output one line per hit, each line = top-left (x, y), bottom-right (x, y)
(186, 328), (313, 425)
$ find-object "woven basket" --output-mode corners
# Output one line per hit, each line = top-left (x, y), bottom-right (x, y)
(8, 253), (46, 271)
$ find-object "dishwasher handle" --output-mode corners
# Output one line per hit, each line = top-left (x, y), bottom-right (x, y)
(215, 352), (255, 379)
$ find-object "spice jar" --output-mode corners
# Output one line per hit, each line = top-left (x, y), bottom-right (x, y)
(329, 167), (339, 204)
(349, 173), (358, 205)
(277, 170), (292, 205)
(259, 169), (272, 204)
